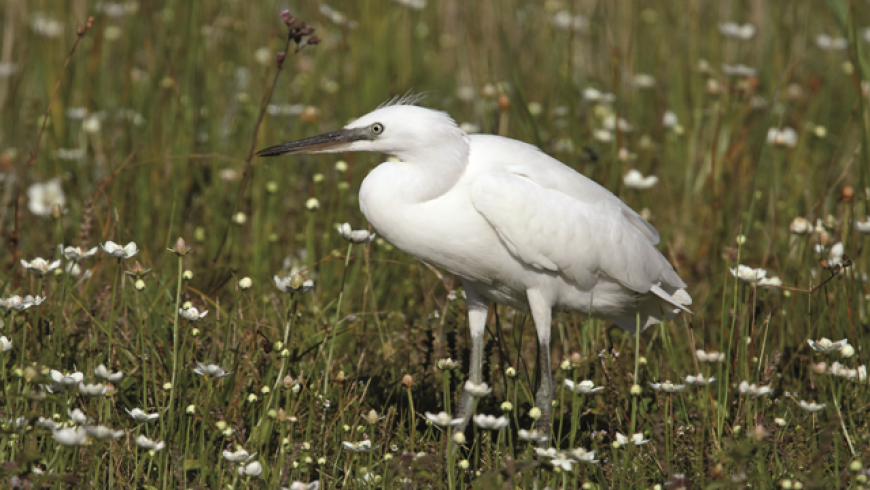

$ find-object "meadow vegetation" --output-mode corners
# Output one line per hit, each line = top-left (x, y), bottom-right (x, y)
(2, 0), (870, 488)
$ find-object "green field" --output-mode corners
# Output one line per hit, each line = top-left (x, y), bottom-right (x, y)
(2, 0), (870, 488)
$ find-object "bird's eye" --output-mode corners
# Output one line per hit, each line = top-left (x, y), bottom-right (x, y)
(371, 123), (384, 135)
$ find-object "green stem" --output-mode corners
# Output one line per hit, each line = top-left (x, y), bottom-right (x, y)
(324, 243), (352, 393)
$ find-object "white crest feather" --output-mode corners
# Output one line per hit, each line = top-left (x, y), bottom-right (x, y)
(378, 92), (427, 108)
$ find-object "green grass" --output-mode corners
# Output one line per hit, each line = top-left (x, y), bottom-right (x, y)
(1, 0), (870, 488)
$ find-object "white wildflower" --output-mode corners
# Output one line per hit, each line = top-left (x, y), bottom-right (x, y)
(223, 448), (258, 463)
(730, 265), (766, 283)
(463, 380), (492, 397)
(718, 22), (755, 40)
(623, 169), (658, 190)
(790, 217), (812, 235)
(78, 383), (108, 396)
(237, 461), (263, 478)
(94, 364), (123, 382)
(564, 379), (604, 395)
(193, 362), (232, 378)
(722, 64), (757, 77)
(85, 425), (124, 440)
(424, 411), (463, 427)
(683, 374), (716, 386)
(67, 408), (91, 425)
(59, 245), (99, 261)
(135, 435), (166, 451)
(517, 429), (549, 443)
(767, 127), (798, 148)
(27, 179), (66, 216)
(797, 400), (826, 412)
(52, 427), (87, 446)
(336, 223), (376, 244)
(649, 381), (686, 393)
(816, 34), (848, 51)
(806, 338), (849, 353)
(472, 414), (508, 430)
(20, 258), (61, 275)
(615, 432), (649, 446)
(0, 295), (46, 311)
(125, 408), (159, 422)
(341, 440), (378, 453)
(179, 306), (208, 321)
(273, 275), (314, 295)
(0, 336), (12, 352)
(100, 241), (139, 259)
(738, 381), (773, 397)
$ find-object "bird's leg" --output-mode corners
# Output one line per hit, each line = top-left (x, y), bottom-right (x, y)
(454, 280), (488, 433)
(528, 289), (554, 447)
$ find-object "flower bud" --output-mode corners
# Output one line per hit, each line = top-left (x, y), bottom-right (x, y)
(849, 460), (863, 473)
(216, 421), (227, 430)
(163, 382), (172, 390)
(191, 328), (200, 337)
(501, 401), (513, 412)
(452, 432), (466, 445)
(402, 374), (414, 387)
(505, 366), (517, 378)
(630, 384), (642, 395)
(238, 277), (252, 290)
(458, 459), (470, 469)
(186, 404), (196, 414)
(134, 279), (146, 291)
(529, 407), (542, 420)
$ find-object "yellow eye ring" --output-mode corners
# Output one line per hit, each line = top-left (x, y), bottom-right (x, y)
(371, 123), (384, 135)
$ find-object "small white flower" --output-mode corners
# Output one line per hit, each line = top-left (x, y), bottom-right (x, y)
(424, 411), (464, 427)
(683, 374), (716, 386)
(535, 447), (560, 459)
(518, 429), (549, 443)
(85, 425), (124, 440)
(237, 461), (263, 478)
(564, 379), (604, 395)
(0, 336), (11, 352)
(67, 408), (91, 425)
(623, 169), (658, 190)
(51, 370), (84, 386)
(20, 258), (61, 275)
(179, 307), (208, 321)
(807, 338), (849, 353)
(829, 242), (845, 265)
(649, 381), (686, 393)
(100, 241), (139, 259)
(859, 365), (867, 382)
(722, 64), (757, 77)
(223, 448), (258, 463)
(336, 223), (376, 244)
(854, 219), (870, 234)
(662, 110), (679, 128)
(53, 427), (88, 446)
(593, 129), (613, 142)
(135, 435), (166, 451)
(0, 295), (46, 311)
(273, 275), (315, 295)
(816, 34), (848, 51)
(738, 381), (773, 397)
(94, 364), (124, 382)
(758, 276), (783, 288)
(829, 361), (858, 379)
(59, 245), (99, 261)
(767, 127), (798, 148)
(238, 277), (253, 289)
(27, 179), (66, 216)
(551, 458), (574, 471)
(125, 408), (159, 422)
(790, 217), (812, 235)
(37, 417), (59, 430)
(78, 382), (108, 396)
(730, 265), (767, 283)
(285, 482), (320, 490)
(718, 22), (756, 40)
(632, 73), (656, 88)
(193, 362), (232, 378)
(616, 432), (650, 446)
(797, 400), (826, 412)
(472, 414), (508, 430)
(463, 380), (492, 397)
(567, 447), (599, 464)
(341, 440), (379, 453)
(696, 350), (725, 363)
(551, 10), (587, 32)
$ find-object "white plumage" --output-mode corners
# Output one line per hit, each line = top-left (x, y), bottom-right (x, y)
(258, 100), (691, 441)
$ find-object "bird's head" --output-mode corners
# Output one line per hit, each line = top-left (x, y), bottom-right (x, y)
(257, 102), (470, 166)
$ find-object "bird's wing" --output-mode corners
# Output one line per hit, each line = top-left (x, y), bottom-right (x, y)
(470, 170), (684, 293)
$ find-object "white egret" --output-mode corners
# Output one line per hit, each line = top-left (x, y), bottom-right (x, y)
(257, 98), (691, 440)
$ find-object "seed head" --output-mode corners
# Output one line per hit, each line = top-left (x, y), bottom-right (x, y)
(402, 374), (414, 388)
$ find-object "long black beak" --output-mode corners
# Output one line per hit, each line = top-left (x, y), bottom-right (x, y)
(256, 127), (372, 157)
